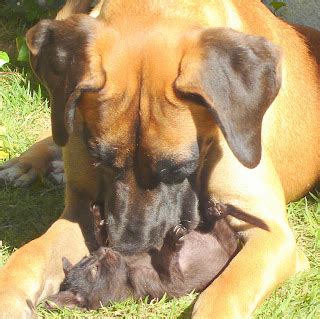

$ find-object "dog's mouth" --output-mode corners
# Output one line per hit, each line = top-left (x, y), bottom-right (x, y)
(101, 175), (200, 255)
(94, 173), (269, 255)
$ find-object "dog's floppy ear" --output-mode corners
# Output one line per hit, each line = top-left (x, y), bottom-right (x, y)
(175, 28), (282, 168)
(26, 15), (106, 146)
(25, 20), (53, 56)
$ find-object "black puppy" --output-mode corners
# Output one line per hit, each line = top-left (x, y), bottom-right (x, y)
(46, 203), (267, 310)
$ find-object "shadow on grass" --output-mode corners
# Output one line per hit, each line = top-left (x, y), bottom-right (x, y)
(177, 301), (195, 319)
(0, 182), (64, 248)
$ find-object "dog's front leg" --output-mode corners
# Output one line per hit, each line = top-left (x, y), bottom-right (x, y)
(192, 150), (308, 319)
(0, 209), (90, 318)
(192, 222), (298, 318)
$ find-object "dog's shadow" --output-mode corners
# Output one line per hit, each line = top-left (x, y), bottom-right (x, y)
(0, 182), (64, 249)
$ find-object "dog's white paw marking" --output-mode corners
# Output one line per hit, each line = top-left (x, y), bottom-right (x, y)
(48, 172), (66, 185)
(50, 160), (64, 173)
(48, 160), (65, 184)
(0, 158), (65, 187)
(0, 162), (31, 185)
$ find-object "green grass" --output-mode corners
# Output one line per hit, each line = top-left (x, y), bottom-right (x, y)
(0, 66), (50, 160)
(37, 294), (196, 319)
(255, 195), (320, 319)
(0, 18), (319, 319)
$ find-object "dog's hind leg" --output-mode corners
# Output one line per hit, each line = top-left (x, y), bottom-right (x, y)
(0, 132), (63, 187)
(0, 192), (96, 318)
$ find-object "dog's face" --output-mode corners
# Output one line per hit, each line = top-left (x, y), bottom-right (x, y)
(26, 15), (282, 253)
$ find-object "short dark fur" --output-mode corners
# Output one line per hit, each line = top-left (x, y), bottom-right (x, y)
(46, 204), (242, 310)
(103, 177), (201, 254)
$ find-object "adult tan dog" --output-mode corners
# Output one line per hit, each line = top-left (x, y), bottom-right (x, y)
(0, 0), (319, 318)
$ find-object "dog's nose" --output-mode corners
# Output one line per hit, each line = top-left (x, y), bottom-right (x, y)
(156, 159), (198, 183)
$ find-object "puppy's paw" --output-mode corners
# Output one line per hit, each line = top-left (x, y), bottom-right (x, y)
(166, 224), (187, 250)
(90, 202), (105, 230)
(172, 224), (187, 241)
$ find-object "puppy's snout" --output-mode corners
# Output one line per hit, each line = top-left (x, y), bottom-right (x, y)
(95, 247), (109, 257)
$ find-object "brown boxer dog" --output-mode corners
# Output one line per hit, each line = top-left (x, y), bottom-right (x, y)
(0, 1), (319, 318)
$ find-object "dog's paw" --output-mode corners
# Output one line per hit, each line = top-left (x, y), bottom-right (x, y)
(0, 135), (63, 187)
(0, 144), (64, 187)
(0, 158), (65, 187)
(0, 159), (38, 187)
(47, 160), (65, 185)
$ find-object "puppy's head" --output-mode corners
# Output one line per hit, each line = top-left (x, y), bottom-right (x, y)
(27, 16), (282, 252)
(47, 250), (129, 310)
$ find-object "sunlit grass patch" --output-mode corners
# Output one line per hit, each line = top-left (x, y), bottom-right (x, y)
(0, 66), (50, 161)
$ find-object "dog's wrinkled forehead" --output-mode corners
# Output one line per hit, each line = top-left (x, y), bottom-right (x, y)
(78, 29), (206, 174)
(27, 14), (282, 169)
(78, 26), (281, 170)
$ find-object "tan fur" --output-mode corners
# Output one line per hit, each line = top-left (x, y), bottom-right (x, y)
(0, 1), (319, 318)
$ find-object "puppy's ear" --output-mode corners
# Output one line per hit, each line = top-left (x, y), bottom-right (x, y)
(45, 291), (86, 309)
(175, 28), (282, 168)
(103, 249), (122, 268)
(62, 257), (73, 276)
(26, 15), (106, 146)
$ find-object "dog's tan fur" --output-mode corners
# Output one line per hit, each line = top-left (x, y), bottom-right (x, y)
(0, 1), (319, 318)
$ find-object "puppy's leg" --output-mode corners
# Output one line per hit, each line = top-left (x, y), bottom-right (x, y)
(91, 202), (107, 246)
(192, 151), (305, 318)
(0, 198), (92, 318)
(0, 133), (63, 187)
(152, 225), (187, 282)
(164, 224), (188, 251)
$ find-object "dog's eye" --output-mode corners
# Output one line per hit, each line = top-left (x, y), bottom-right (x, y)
(87, 140), (117, 167)
(156, 159), (198, 184)
(83, 127), (117, 167)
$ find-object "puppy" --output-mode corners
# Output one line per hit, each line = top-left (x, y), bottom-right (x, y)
(46, 204), (267, 310)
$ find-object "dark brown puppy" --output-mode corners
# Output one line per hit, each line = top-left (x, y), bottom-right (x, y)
(47, 223), (238, 310)
(46, 204), (267, 310)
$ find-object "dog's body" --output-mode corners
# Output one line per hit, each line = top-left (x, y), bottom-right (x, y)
(0, 1), (319, 318)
